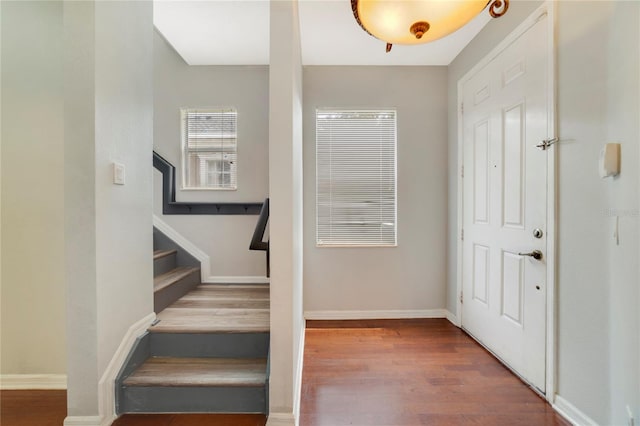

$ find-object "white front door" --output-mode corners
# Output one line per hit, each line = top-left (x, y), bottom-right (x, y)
(461, 14), (549, 392)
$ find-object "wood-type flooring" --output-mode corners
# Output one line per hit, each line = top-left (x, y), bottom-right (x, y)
(300, 319), (570, 426)
(1, 319), (570, 426)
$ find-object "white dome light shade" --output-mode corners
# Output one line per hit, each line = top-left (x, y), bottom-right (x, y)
(352, 0), (509, 50)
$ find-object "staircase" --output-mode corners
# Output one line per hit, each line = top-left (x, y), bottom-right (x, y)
(115, 230), (270, 415)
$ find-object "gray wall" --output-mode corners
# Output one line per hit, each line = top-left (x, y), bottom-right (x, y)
(0, 0), (66, 377)
(153, 30), (269, 278)
(448, 2), (640, 424)
(268, 0), (304, 419)
(64, 0), (155, 417)
(303, 66), (448, 313)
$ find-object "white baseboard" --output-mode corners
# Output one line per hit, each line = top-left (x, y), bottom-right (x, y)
(553, 395), (598, 426)
(0, 374), (67, 390)
(293, 323), (305, 422)
(63, 416), (102, 426)
(304, 309), (448, 320)
(267, 412), (297, 426)
(204, 276), (270, 284)
(446, 310), (461, 327)
(97, 312), (156, 426)
(153, 215), (210, 283)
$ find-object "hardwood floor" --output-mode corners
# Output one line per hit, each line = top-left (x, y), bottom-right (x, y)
(300, 319), (570, 426)
(0, 390), (266, 426)
(2, 319), (569, 426)
(0, 390), (67, 426)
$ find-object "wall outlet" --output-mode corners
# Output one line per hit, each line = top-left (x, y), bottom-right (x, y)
(627, 405), (635, 426)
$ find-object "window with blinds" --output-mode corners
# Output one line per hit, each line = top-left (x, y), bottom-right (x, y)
(182, 108), (237, 190)
(316, 109), (397, 247)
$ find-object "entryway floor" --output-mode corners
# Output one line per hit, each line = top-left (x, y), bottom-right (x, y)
(2, 319), (570, 426)
(300, 318), (570, 426)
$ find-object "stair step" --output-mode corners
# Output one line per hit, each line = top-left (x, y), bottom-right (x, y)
(119, 386), (266, 414)
(123, 357), (267, 387)
(149, 332), (269, 358)
(153, 249), (177, 260)
(154, 267), (201, 313)
(150, 308), (270, 333)
(184, 285), (269, 301)
(153, 250), (178, 277)
(154, 267), (200, 293)
(170, 298), (270, 310)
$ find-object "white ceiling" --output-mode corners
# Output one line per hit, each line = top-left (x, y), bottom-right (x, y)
(154, 0), (492, 66)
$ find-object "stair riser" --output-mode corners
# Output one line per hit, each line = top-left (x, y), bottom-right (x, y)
(150, 333), (269, 359)
(116, 333), (150, 384)
(119, 386), (266, 414)
(154, 254), (177, 277)
(154, 229), (200, 268)
(154, 270), (200, 313)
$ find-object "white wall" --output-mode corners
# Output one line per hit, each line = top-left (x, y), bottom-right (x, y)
(595, 3), (639, 424)
(268, 0), (304, 423)
(448, 2), (640, 424)
(303, 66), (448, 315)
(94, 0), (154, 377)
(0, 0), (66, 377)
(153, 30), (269, 279)
(64, 0), (154, 419)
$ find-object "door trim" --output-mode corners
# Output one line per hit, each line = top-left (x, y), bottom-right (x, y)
(455, 1), (557, 403)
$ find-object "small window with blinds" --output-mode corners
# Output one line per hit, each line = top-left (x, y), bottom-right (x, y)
(182, 108), (237, 190)
(316, 109), (397, 247)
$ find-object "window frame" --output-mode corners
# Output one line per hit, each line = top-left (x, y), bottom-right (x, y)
(315, 108), (398, 248)
(180, 107), (238, 191)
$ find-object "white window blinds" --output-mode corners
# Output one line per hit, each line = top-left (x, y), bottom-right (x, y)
(316, 109), (397, 247)
(182, 108), (237, 190)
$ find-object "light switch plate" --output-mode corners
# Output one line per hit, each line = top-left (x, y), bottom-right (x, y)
(113, 162), (125, 185)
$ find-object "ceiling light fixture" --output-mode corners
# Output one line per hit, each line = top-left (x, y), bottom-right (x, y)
(351, 0), (510, 52)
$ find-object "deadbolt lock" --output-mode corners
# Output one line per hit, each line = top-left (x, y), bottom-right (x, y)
(533, 228), (544, 239)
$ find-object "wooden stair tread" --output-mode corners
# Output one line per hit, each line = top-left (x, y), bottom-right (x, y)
(181, 286), (269, 302)
(198, 284), (269, 289)
(153, 249), (177, 260)
(123, 357), (267, 387)
(150, 308), (270, 333)
(170, 299), (270, 310)
(154, 267), (200, 292)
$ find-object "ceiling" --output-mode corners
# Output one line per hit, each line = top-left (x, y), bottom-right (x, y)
(154, 0), (492, 66)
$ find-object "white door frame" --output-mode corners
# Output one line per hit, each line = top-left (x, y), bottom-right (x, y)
(455, 1), (557, 403)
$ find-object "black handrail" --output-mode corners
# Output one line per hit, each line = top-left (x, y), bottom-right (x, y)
(153, 151), (263, 215)
(250, 198), (270, 277)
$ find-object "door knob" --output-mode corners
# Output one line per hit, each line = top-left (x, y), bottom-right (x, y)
(518, 250), (543, 260)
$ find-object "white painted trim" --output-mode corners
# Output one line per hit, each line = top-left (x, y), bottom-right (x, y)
(445, 310), (460, 327)
(266, 412), (296, 426)
(553, 395), (598, 426)
(153, 214), (210, 282)
(0, 374), (67, 390)
(63, 416), (102, 426)
(97, 312), (156, 426)
(304, 309), (447, 320)
(203, 276), (270, 284)
(544, 0), (558, 403)
(293, 323), (305, 422)
(455, 1), (556, 400)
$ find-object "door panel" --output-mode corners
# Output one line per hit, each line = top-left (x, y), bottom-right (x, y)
(473, 120), (490, 224)
(462, 16), (549, 392)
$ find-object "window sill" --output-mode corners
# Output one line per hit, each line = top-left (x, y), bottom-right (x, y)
(316, 244), (398, 248)
(180, 187), (238, 191)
